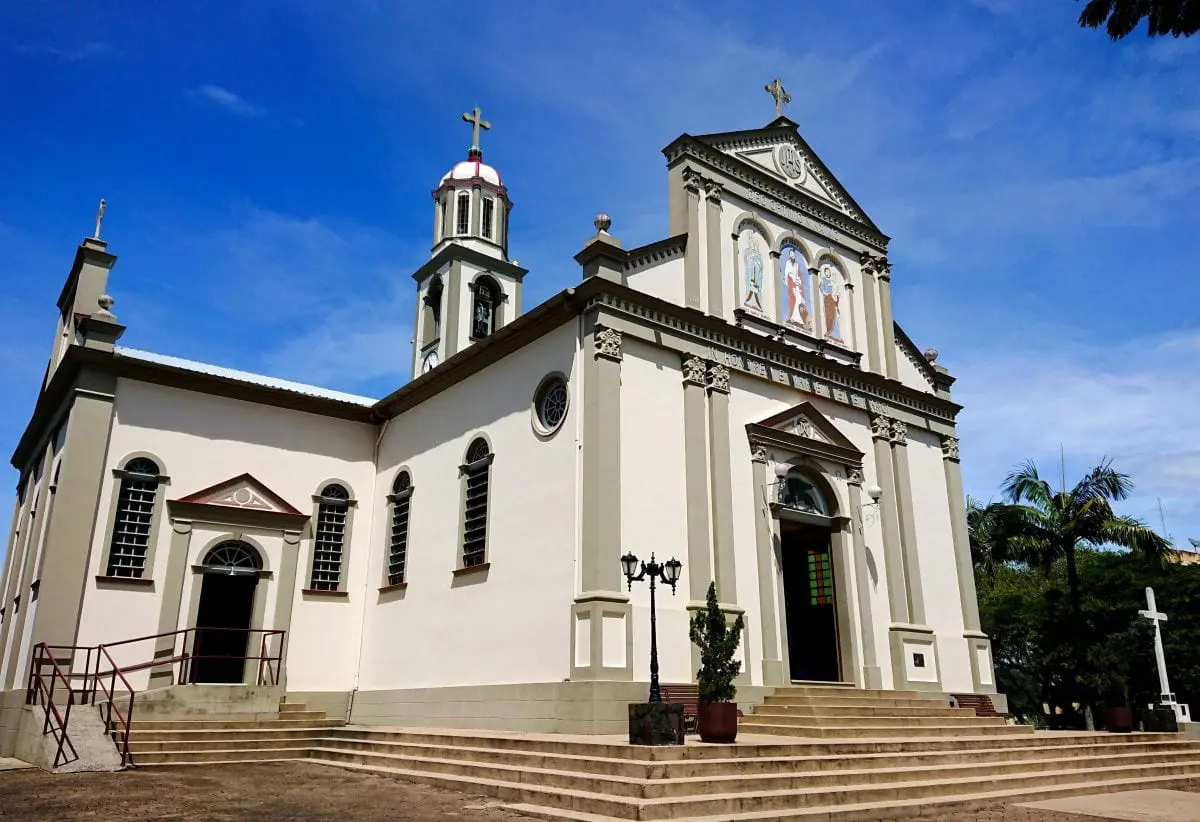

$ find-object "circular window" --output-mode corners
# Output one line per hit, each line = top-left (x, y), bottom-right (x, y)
(533, 375), (569, 435)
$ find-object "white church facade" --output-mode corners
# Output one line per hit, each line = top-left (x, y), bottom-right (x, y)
(0, 97), (997, 752)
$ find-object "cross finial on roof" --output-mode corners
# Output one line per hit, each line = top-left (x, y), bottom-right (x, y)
(462, 106), (491, 160)
(93, 198), (106, 240)
(765, 77), (791, 118)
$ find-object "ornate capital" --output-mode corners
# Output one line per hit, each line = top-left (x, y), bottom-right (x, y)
(870, 414), (892, 441)
(681, 355), (707, 387)
(750, 443), (769, 464)
(860, 252), (892, 282)
(941, 435), (960, 462)
(682, 167), (704, 196)
(703, 179), (724, 205)
(594, 326), (623, 362)
(890, 419), (908, 445)
(707, 364), (730, 394)
(846, 467), (864, 486)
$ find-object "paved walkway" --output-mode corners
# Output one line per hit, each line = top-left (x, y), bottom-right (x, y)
(1019, 790), (1200, 822)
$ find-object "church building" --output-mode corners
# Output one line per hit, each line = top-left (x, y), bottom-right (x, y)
(0, 87), (998, 752)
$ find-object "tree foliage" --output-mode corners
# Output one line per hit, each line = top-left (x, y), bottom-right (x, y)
(1079, 0), (1200, 39)
(689, 581), (744, 704)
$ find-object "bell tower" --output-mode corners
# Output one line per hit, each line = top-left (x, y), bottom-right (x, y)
(411, 106), (527, 379)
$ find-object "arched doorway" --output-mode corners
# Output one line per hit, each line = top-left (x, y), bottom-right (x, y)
(778, 471), (841, 682)
(191, 540), (262, 684)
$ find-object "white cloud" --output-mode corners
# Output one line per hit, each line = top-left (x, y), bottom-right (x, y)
(15, 42), (114, 61)
(194, 85), (266, 118)
(956, 329), (1200, 545)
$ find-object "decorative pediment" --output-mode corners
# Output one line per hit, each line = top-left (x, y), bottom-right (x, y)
(755, 401), (858, 452)
(692, 122), (876, 230)
(893, 323), (939, 391)
(174, 473), (304, 516)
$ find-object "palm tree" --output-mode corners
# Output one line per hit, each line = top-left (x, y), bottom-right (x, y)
(967, 497), (1017, 580)
(1000, 458), (1169, 612)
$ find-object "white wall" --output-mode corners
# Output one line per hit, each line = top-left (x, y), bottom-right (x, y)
(895, 341), (937, 394)
(75, 379), (377, 692)
(624, 257), (685, 306)
(359, 320), (580, 690)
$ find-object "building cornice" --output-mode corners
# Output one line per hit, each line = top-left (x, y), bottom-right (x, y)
(411, 243), (528, 284)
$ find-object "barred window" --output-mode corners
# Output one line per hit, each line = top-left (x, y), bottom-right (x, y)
(456, 192), (470, 235)
(462, 439), (491, 568)
(388, 472), (413, 586)
(311, 483), (350, 591)
(106, 458), (161, 578)
(481, 197), (494, 240)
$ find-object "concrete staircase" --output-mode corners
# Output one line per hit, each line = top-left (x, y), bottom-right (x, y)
(125, 685), (1200, 820)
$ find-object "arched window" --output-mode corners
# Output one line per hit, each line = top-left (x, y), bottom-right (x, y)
(310, 483), (351, 591)
(456, 191), (470, 235)
(440, 196), (449, 239)
(106, 457), (162, 578)
(203, 540), (262, 572)
(461, 439), (492, 568)
(780, 471), (831, 516)
(387, 471), (413, 586)
(481, 196), (495, 240)
(471, 280), (497, 339)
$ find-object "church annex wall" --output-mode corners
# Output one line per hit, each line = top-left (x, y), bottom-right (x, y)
(357, 320), (580, 697)
(74, 378), (377, 693)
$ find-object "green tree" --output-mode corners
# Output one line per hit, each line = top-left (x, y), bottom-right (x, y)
(1001, 459), (1169, 615)
(689, 581), (744, 703)
(1079, 0), (1199, 39)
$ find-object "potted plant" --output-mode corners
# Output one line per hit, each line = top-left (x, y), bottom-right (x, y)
(689, 581), (745, 743)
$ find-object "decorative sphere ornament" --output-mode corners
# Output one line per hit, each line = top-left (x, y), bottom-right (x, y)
(594, 213), (612, 233)
(923, 348), (939, 363)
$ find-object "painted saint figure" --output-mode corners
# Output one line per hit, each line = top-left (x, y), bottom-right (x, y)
(780, 245), (810, 330)
(818, 261), (843, 342)
(742, 236), (765, 312)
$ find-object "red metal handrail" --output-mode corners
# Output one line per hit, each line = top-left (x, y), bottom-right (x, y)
(26, 627), (286, 768)
(25, 643), (81, 768)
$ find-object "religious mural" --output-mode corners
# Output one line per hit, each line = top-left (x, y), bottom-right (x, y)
(779, 243), (811, 332)
(741, 231), (766, 313)
(817, 257), (844, 343)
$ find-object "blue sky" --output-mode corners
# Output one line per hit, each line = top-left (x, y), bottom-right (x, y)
(1, 1), (1198, 554)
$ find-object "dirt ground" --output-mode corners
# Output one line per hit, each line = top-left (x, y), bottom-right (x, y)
(0, 761), (1189, 821)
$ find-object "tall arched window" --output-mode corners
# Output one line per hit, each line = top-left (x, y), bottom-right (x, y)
(481, 196), (495, 240)
(106, 457), (162, 578)
(310, 483), (351, 591)
(780, 470), (831, 516)
(387, 471), (413, 586)
(461, 439), (492, 568)
(471, 280), (496, 339)
(456, 191), (470, 235)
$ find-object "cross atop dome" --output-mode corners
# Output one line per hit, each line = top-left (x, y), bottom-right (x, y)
(463, 106), (491, 160)
(765, 77), (791, 119)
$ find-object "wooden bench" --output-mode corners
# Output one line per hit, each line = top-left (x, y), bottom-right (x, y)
(950, 693), (1009, 719)
(660, 684), (743, 734)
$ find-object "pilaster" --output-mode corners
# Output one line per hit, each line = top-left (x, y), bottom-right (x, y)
(870, 415), (909, 625)
(888, 419), (926, 625)
(705, 364), (737, 604)
(149, 519), (194, 688)
(683, 169), (703, 310)
(444, 260), (464, 359)
(703, 181), (724, 316)
(681, 356), (712, 603)
(858, 253), (886, 374)
(941, 434), (997, 694)
(750, 446), (784, 686)
(574, 322), (631, 681)
(847, 474), (883, 689)
(875, 259), (899, 379)
(830, 519), (862, 686)
(0, 448), (51, 691)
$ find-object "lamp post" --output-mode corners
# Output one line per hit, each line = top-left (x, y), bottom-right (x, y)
(620, 552), (682, 704)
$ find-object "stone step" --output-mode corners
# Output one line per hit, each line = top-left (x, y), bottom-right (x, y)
(736, 721), (1030, 739)
(133, 747), (314, 766)
(128, 735), (329, 754)
(308, 754), (1200, 820)
(760, 694), (947, 707)
(750, 704), (976, 719)
(279, 702), (310, 712)
(505, 773), (1200, 822)
(128, 718), (344, 731)
(126, 727), (336, 743)
(767, 687), (944, 701)
(746, 709), (990, 725)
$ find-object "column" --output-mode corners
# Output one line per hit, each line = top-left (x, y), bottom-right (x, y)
(682, 170), (703, 310)
(876, 260), (899, 379)
(572, 323), (632, 681)
(889, 420), (926, 625)
(871, 415), (909, 625)
(705, 364), (737, 603)
(750, 445), (784, 685)
(704, 181), (724, 317)
(858, 254), (884, 374)
(847, 471), (883, 689)
(941, 434), (997, 694)
(681, 356), (712, 603)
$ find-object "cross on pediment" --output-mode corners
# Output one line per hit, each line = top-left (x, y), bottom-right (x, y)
(765, 77), (791, 118)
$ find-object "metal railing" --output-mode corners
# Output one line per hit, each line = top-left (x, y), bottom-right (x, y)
(25, 627), (286, 768)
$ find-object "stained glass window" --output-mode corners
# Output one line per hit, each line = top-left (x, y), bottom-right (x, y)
(808, 548), (833, 606)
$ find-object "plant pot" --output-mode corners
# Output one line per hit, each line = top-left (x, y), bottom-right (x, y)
(1103, 706), (1133, 734)
(697, 701), (738, 743)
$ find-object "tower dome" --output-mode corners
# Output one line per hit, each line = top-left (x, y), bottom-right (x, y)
(431, 106), (511, 262)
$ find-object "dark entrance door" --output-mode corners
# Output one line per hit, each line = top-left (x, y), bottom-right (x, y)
(191, 572), (258, 684)
(781, 522), (840, 682)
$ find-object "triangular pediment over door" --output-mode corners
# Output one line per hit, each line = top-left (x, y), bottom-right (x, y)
(747, 401), (864, 469)
(169, 473), (310, 530)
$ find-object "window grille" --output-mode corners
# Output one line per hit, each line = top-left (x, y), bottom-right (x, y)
(535, 376), (568, 432)
(441, 196), (449, 238)
(388, 472), (412, 586)
(106, 458), (161, 578)
(204, 541), (262, 571)
(481, 197), (494, 239)
(462, 439), (490, 567)
(311, 483), (350, 590)
(456, 192), (470, 235)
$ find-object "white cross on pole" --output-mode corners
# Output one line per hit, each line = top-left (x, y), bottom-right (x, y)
(1138, 586), (1173, 703)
